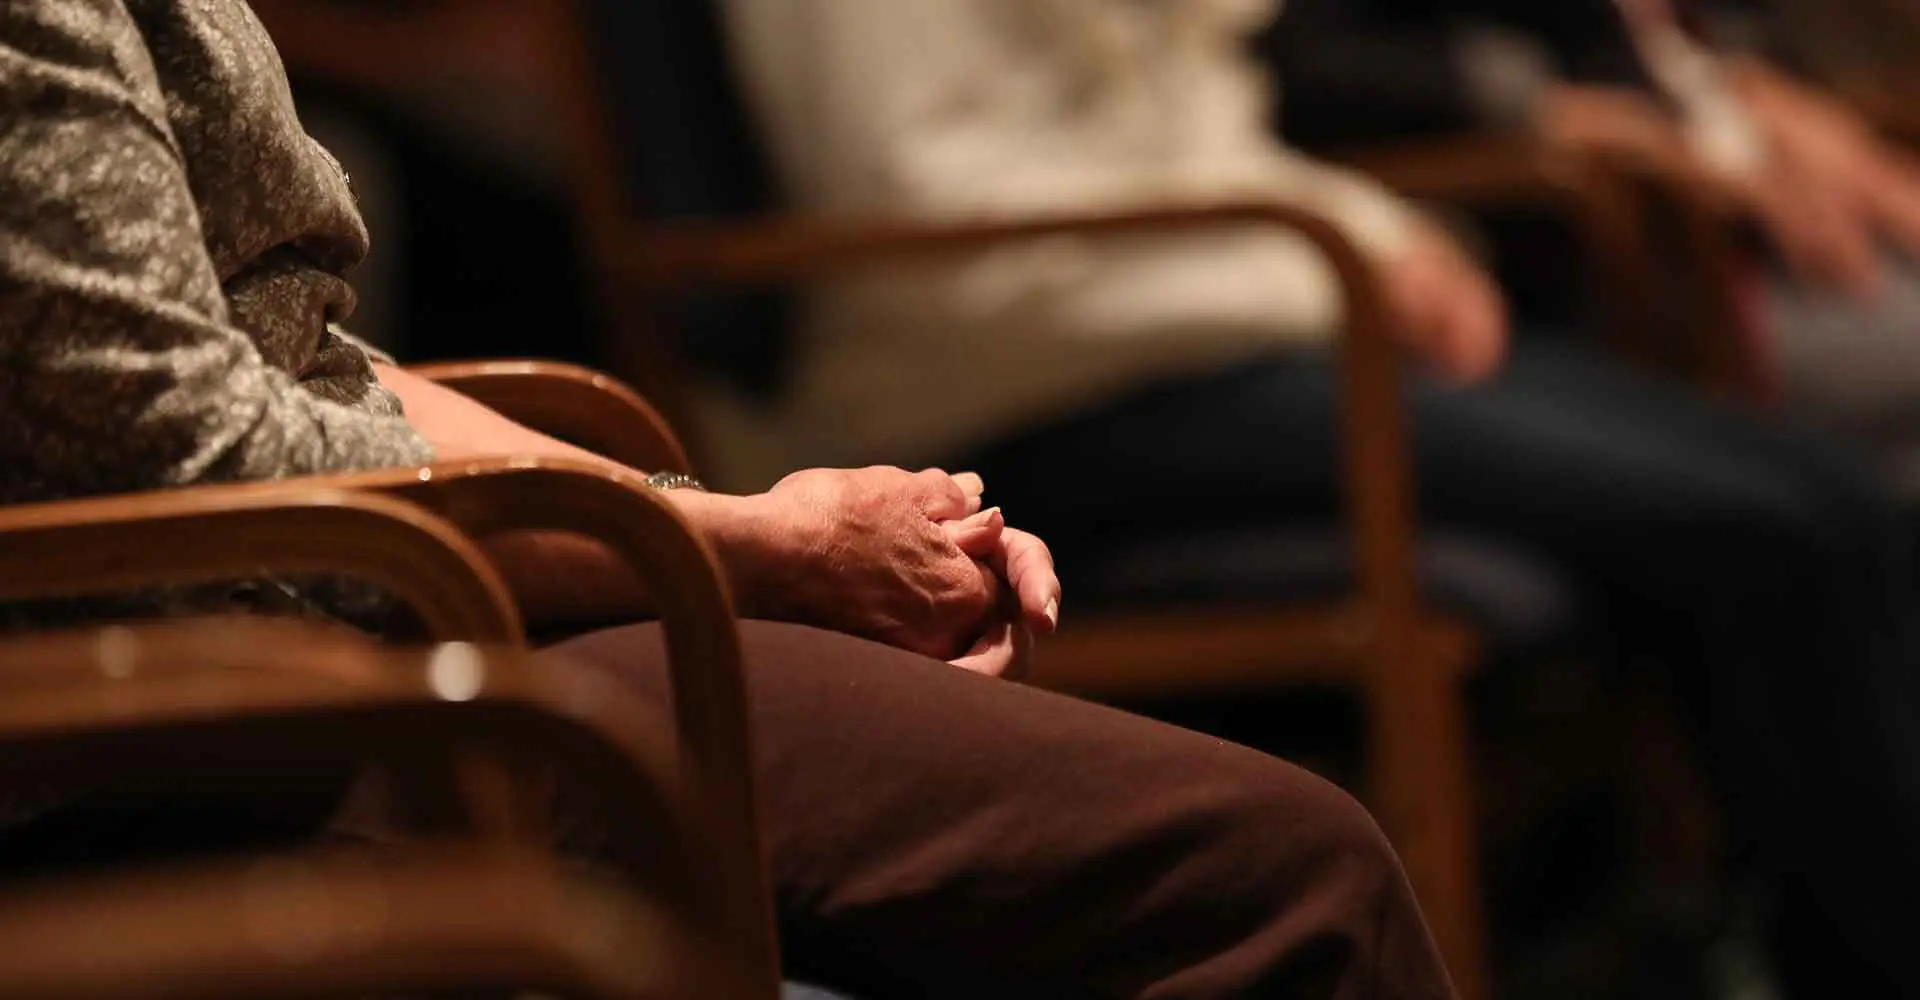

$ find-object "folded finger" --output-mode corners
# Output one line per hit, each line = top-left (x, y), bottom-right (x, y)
(949, 619), (1022, 678)
(1002, 528), (1061, 633)
(945, 507), (1006, 558)
(911, 467), (972, 519)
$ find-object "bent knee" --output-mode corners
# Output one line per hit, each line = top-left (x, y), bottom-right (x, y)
(1154, 743), (1408, 910)
(1229, 759), (1403, 890)
(1151, 751), (1446, 994)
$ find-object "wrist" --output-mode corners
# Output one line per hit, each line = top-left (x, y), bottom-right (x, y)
(659, 489), (790, 619)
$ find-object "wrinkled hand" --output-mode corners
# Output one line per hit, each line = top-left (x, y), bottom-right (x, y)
(1541, 76), (1920, 296)
(1735, 66), (1920, 293)
(939, 477), (1062, 677)
(1733, 163), (1883, 295)
(737, 466), (1001, 659)
(1380, 229), (1510, 384)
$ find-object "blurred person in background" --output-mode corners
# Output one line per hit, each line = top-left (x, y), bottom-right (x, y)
(1273, 0), (1920, 497)
(717, 1), (1920, 996)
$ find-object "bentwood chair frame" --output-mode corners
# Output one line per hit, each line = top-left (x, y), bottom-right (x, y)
(0, 362), (781, 997)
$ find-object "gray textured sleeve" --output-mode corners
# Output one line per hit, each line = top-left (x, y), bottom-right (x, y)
(0, 0), (431, 503)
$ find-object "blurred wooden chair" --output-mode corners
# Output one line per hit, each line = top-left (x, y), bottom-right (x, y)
(0, 361), (780, 996)
(1328, 134), (1770, 402)
(0, 620), (761, 998)
(0, 843), (724, 1000)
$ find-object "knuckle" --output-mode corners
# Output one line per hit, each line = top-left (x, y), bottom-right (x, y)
(913, 467), (955, 490)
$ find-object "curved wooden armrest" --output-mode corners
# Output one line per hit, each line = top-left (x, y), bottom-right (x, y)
(0, 621), (671, 848)
(342, 458), (777, 987)
(1593, 147), (1769, 400)
(1331, 133), (1661, 351)
(0, 460), (764, 958)
(626, 199), (1418, 618)
(625, 200), (1378, 299)
(0, 845), (742, 1000)
(0, 482), (520, 643)
(1323, 133), (1601, 207)
(0, 617), (778, 996)
(406, 359), (693, 473)
(1334, 132), (1767, 400)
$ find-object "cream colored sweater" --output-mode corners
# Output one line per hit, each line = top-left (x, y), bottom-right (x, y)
(707, 0), (1417, 484)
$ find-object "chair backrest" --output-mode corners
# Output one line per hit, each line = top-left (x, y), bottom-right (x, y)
(572, 0), (794, 400)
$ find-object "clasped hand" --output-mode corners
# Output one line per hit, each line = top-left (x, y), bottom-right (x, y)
(736, 466), (1060, 677)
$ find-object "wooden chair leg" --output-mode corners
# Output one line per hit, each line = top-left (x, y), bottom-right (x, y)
(1366, 621), (1486, 1000)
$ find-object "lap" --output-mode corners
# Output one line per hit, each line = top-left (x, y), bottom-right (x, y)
(964, 340), (1897, 594)
(545, 620), (1436, 998)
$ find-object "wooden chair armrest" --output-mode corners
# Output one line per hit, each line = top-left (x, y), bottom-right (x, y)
(627, 200), (1418, 619)
(1595, 148), (1768, 399)
(352, 457), (775, 985)
(0, 844), (740, 1000)
(0, 616), (778, 995)
(1322, 133), (1599, 207)
(0, 459), (763, 962)
(406, 359), (693, 473)
(1336, 133), (1767, 399)
(0, 481), (521, 643)
(1332, 134), (1667, 356)
(625, 200), (1378, 295)
(0, 622), (677, 843)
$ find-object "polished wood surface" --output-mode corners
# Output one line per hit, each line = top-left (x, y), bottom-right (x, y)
(1333, 134), (1664, 365)
(0, 845), (733, 1000)
(0, 459), (775, 993)
(0, 480), (521, 643)
(0, 618), (775, 999)
(1334, 132), (1767, 400)
(408, 359), (694, 474)
(371, 458), (779, 988)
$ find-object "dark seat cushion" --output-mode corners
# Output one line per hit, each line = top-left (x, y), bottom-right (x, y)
(1066, 529), (1583, 653)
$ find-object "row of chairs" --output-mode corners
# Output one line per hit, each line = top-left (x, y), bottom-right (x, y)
(20, 0), (1887, 995)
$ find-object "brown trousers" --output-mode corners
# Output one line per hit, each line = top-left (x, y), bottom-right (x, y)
(547, 621), (1457, 1000)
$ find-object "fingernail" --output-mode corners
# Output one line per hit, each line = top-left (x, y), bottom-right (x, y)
(958, 506), (1000, 528)
(1044, 597), (1060, 628)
